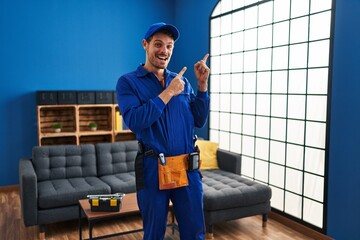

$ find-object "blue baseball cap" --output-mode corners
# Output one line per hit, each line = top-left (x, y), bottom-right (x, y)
(144, 22), (180, 41)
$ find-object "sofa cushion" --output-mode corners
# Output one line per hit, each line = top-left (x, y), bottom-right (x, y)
(32, 144), (97, 181)
(38, 177), (111, 209)
(202, 169), (272, 211)
(197, 140), (219, 170)
(99, 172), (136, 194)
(95, 141), (137, 176)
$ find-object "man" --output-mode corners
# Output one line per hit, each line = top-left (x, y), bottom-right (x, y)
(116, 22), (210, 240)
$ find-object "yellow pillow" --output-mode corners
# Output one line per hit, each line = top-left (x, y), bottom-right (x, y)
(196, 140), (219, 170)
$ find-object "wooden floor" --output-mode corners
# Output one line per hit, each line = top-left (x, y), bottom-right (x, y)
(1, 188), (316, 240)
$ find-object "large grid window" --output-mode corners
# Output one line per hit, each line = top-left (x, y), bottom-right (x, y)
(209, 0), (333, 231)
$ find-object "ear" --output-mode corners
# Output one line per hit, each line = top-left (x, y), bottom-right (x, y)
(142, 39), (148, 50)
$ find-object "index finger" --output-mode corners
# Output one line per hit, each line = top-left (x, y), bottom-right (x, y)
(177, 66), (187, 78)
(202, 53), (209, 62)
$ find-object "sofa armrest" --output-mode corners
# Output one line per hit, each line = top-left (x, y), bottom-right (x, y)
(19, 158), (38, 226)
(216, 149), (241, 174)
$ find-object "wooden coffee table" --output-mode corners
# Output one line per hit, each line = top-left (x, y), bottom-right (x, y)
(78, 193), (175, 240)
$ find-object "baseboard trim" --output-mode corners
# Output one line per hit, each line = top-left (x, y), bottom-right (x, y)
(0, 185), (19, 192)
(269, 211), (333, 240)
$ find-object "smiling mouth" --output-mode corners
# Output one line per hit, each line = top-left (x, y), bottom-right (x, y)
(157, 56), (168, 61)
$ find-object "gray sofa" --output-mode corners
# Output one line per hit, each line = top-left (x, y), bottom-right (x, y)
(19, 140), (271, 237)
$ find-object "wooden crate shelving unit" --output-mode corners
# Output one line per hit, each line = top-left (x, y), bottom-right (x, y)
(37, 104), (135, 146)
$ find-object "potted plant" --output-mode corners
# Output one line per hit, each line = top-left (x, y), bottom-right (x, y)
(89, 122), (97, 131)
(52, 123), (62, 133)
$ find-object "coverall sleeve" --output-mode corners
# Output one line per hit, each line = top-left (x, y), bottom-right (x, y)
(116, 76), (166, 133)
(190, 90), (210, 128)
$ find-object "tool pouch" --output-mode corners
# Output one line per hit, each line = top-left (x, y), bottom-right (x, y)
(158, 154), (189, 190)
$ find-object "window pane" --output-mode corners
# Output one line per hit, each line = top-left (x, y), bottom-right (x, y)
(303, 198), (323, 228)
(232, 11), (244, 32)
(310, 11), (331, 41)
(220, 112), (230, 131)
(274, 0), (290, 22)
(242, 155), (254, 177)
(243, 94), (256, 114)
(271, 118), (286, 141)
(288, 95), (306, 119)
(255, 138), (269, 160)
(286, 143), (304, 170)
(219, 131), (230, 149)
(255, 159), (269, 182)
(220, 93), (231, 112)
(287, 119), (305, 145)
(232, 52), (244, 73)
(210, 74), (220, 93)
(258, 48), (272, 71)
(307, 96), (327, 122)
(286, 168), (303, 194)
(221, 14), (232, 35)
(243, 115), (255, 136)
(231, 114), (242, 133)
(271, 95), (287, 118)
(291, 0), (309, 18)
(211, 55), (220, 74)
(304, 173), (324, 202)
(290, 16), (309, 44)
(311, 0), (332, 13)
(220, 0), (232, 14)
(244, 51), (257, 72)
(308, 68), (329, 94)
(209, 129), (219, 142)
(211, 18), (221, 37)
(221, 54), (232, 73)
(257, 71), (271, 93)
(211, 37), (221, 55)
(258, 1), (273, 26)
(271, 186), (284, 211)
(257, 94), (271, 116)
(285, 192), (302, 218)
(232, 31), (244, 52)
(244, 28), (257, 51)
(231, 94), (243, 113)
(256, 116), (270, 138)
(210, 93), (220, 111)
(232, 73), (243, 92)
(306, 121), (326, 148)
(289, 43), (308, 69)
(289, 69), (307, 94)
(272, 46), (288, 70)
(270, 140), (285, 165)
(242, 135), (255, 157)
(230, 133), (242, 154)
(243, 73), (256, 93)
(210, 111), (219, 129)
(273, 21), (289, 46)
(220, 74), (231, 93)
(270, 163), (285, 188)
(308, 40), (330, 67)
(305, 147), (325, 176)
(272, 70), (288, 93)
(258, 25), (273, 48)
(221, 34), (232, 54)
(244, 5), (258, 29)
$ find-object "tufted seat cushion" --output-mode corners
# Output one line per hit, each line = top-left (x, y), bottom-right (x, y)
(38, 177), (111, 209)
(32, 144), (111, 209)
(202, 169), (272, 211)
(95, 141), (137, 193)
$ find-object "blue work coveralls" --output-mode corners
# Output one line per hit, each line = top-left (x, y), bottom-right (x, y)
(116, 65), (210, 240)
